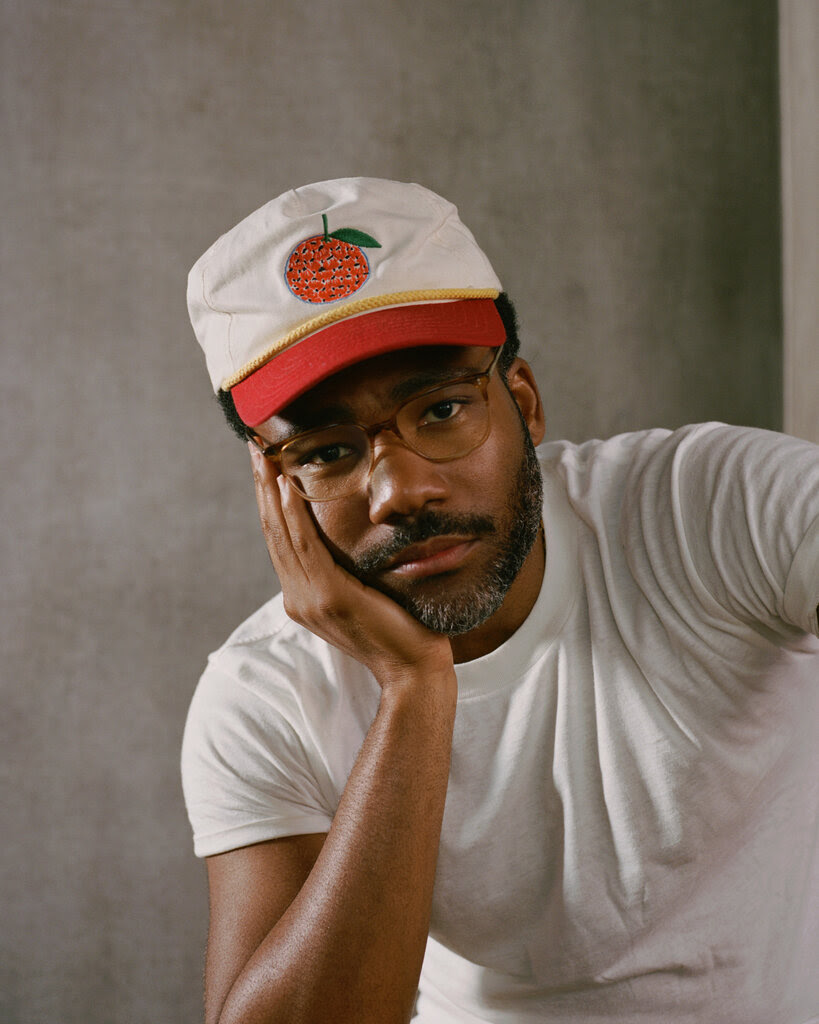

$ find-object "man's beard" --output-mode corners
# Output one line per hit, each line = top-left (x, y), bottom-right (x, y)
(352, 430), (543, 637)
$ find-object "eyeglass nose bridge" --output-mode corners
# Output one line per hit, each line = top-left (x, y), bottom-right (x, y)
(346, 413), (436, 494)
(364, 420), (429, 481)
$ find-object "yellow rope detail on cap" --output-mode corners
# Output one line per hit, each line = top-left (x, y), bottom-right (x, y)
(221, 288), (500, 390)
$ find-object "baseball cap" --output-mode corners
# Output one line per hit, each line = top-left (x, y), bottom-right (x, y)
(187, 177), (506, 426)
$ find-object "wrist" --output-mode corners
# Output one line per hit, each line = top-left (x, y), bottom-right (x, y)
(376, 661), (458, 717)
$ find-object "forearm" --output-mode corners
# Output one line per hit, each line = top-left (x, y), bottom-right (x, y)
(217, 670), (458, 1024)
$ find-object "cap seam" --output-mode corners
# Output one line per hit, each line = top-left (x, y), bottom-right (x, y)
(199, 252), (237, 374)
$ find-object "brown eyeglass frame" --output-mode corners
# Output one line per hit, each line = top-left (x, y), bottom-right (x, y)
(245, 347), (504, 501)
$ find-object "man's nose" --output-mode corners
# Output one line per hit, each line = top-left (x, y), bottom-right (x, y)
(366, 435), (449, 524)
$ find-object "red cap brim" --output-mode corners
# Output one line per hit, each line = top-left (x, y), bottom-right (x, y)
(231, 298), (506, 426)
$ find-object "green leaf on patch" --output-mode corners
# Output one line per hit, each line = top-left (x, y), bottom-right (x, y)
(330, 228), (382, 248)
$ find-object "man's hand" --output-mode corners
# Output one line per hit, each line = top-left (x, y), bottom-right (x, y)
(249, 445), (455, 687)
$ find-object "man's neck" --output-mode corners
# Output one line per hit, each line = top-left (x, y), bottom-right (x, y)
(450, 526), (546, 664)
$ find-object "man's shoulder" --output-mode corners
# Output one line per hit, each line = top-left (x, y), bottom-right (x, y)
(194, 589), (376, 714)
(537, 425), (672, 470)
(537, 421), (810, 487)
(536, 425), (677, 506)
(205, 590), (329, 686)
(215, 589), (292, 654)
(535, 422), (814, 543)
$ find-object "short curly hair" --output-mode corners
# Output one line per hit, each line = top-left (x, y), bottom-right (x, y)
(216, 291), (523, 441)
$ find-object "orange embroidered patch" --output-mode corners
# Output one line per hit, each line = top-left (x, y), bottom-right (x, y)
(285, 215), (381, 304)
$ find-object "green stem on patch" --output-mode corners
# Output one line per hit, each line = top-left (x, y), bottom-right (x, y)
(322, 213), (329, 241)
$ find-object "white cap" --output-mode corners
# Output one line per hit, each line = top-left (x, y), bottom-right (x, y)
(187, 178), (504, 425)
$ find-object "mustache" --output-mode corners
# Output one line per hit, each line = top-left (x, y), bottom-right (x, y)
(352, 510), (496, 576)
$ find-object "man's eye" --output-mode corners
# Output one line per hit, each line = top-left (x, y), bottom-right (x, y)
(421, 399), (463, 424)
(299, 443), (355, 467)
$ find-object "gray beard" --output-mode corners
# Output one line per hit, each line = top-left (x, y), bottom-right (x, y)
(353, 430), (543, 637)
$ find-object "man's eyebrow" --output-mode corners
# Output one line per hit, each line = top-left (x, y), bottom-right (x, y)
(388, 366), (480, 404)
(268, 404), (356, 444)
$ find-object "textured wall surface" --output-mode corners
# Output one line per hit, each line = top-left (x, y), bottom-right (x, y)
(1, 2), (782, 1022)
(780, 0), (819, 443)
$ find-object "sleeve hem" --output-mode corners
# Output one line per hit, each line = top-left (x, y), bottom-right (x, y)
(192, 813), (333, 858)
(783, 510), (819, 636)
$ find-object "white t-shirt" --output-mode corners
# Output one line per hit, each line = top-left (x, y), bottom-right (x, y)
(182, 423), (819, 1023)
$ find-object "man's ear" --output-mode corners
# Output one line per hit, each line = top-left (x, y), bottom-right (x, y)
(505, 358), (545, 446)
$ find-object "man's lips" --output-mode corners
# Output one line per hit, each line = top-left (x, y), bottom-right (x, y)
(381, 536), (480, 580)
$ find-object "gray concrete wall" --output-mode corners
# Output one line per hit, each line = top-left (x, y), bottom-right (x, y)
(1, 2), (782, 1021)
(780, 0), (819, 443)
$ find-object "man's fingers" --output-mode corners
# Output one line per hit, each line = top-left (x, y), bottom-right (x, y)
(248, 445), (302, 579)
(248, 446), (339, 585)
(277, 473), (339, 578)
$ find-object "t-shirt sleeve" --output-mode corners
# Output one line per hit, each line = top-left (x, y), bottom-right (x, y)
(181, 657), (335, 858)
(784, 511), (819, 636)
(625, 423), (819, 639)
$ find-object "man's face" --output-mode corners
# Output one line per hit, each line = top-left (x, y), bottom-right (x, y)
(254, 345), (546, 639)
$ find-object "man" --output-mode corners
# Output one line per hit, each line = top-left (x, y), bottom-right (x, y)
(182, 178), (819, 1024)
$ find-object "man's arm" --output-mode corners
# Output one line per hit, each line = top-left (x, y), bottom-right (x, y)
(205, 834), (327, 1023)
(203, 451), (458, 1024)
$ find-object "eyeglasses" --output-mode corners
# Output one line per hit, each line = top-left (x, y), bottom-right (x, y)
(246, 347), (503, 502)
